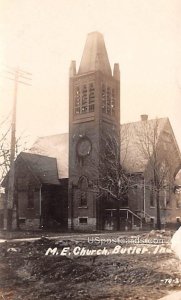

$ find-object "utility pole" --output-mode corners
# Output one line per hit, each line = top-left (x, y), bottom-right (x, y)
(3, 66), (32, 230)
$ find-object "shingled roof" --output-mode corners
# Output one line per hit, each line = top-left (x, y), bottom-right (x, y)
(28, 133), (68, 179)
(27, 118), (181, 180)
(121, 117), (181, 174)
(18, 152), (60, 185)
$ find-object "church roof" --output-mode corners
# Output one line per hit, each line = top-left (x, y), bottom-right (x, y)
(28, 133), (69, 179)
(121, 117), (181, 174)
(78, 31), (112, 76)
(18, 152), (60, 185)
(26, 117), (181, 180)
(121, 118), (166, 173)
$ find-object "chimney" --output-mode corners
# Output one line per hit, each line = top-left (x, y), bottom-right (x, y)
(141, 114), (148, 121)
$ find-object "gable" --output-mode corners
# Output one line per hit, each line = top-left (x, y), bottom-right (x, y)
(29, 133), (68, 179)
(121, 118), (181, 175)
(18, 152), (60, 185)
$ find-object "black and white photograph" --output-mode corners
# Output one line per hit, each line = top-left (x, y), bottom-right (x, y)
(0, 0), (181, 299)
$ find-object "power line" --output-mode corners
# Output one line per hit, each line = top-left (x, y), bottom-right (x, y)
(3, 66), (32, 230)
(1, 66), (32, 86)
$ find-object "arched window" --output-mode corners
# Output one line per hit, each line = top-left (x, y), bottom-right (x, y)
(78, 176), (88, 207)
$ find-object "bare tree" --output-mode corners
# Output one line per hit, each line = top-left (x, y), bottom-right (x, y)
(134, 118), (176, 229)
(0, 115), (12, 185)
(0, 116), (28, 185)
(92, 126), (135, 230)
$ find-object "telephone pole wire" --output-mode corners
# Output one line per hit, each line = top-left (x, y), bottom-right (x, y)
(3, 66), (32, 230)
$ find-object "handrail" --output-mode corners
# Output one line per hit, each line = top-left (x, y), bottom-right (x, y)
(140, 210), (152, 219)
(104, 208), (142, 228)
(105, 208), (142, 221)
(119, 208), (142, 221)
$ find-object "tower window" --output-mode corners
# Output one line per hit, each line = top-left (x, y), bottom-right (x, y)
(89, 83), (95, 103)
(89, 83), (95, 112)
(107, 87), (111, 114)
(78, 176), (88, 207)
(74, 87), (81, 114)
(111, 89), (115, 115)
(74, 82), (95, 115)
(102, 84), (116, 116)
(81, 85), (88, 113)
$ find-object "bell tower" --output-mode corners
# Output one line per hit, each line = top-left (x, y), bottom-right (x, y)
(68, 32), (120, 230)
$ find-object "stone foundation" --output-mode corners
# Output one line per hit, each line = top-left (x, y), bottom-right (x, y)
(19, 218), (40, 230)
(68, 217), (96, 231)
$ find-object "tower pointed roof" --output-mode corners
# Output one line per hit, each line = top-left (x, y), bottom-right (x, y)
(78, 32), (112, 76)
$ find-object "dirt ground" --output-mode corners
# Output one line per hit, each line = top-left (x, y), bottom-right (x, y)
(0, 230), (181, 300)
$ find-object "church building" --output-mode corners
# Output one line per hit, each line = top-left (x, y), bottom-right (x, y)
(2, 32), (181, 231)
(68, 31), (120, 230)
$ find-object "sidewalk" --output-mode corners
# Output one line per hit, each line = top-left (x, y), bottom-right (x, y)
(0, 230), (151, 243)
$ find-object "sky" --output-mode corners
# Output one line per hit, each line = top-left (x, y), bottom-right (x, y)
(0, 0), (181, 149)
